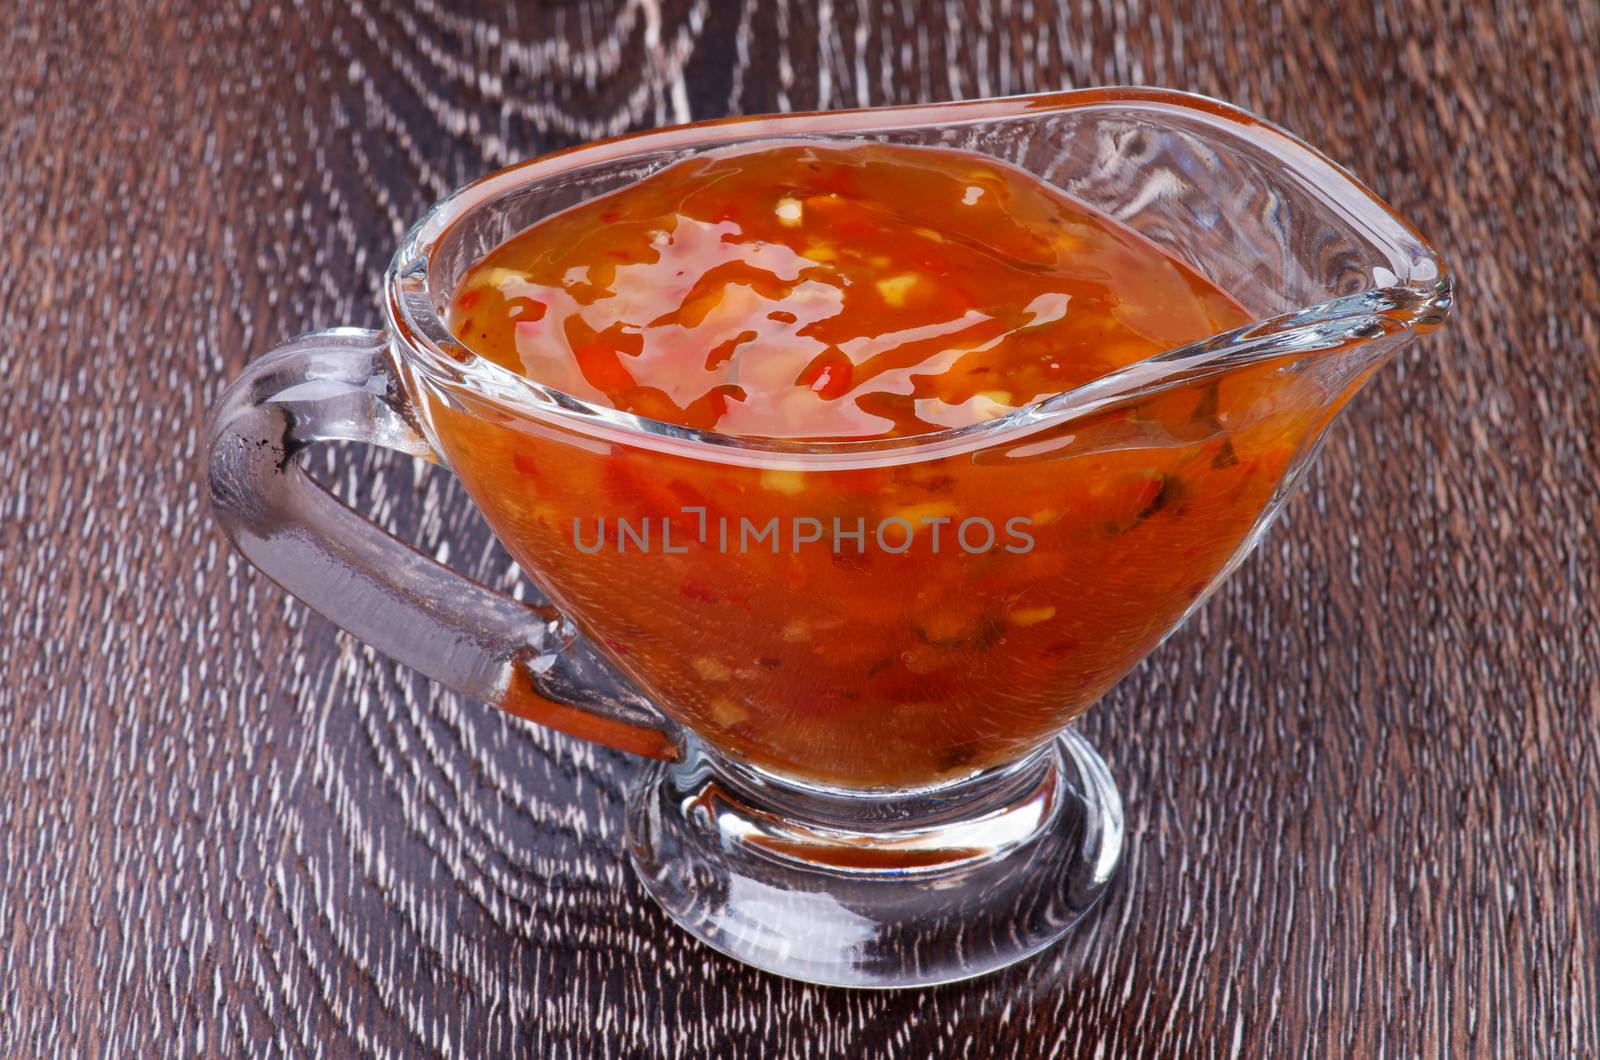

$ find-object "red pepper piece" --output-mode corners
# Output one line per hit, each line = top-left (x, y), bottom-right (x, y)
(574, 341), (635, 393)
(682, 384), (746, 429)
(797, 351), (854, 400)
(679, 580), (719, 604)
(812, 361), (853, 399)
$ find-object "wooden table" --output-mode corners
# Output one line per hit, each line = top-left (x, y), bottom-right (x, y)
(4, 1), (1596, 1056)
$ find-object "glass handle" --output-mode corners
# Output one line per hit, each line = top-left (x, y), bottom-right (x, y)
(205, 327), (680, 759)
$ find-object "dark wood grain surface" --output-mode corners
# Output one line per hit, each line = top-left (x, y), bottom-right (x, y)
(4, 1), (1597, 1056)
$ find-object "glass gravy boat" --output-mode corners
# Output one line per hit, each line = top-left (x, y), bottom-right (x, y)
(207, 88), (1450, 987)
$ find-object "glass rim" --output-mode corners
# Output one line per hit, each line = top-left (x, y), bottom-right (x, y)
(383, 85), (1452, 468)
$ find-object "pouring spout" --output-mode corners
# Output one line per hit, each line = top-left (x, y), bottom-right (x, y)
(999, 273), (1454, 454)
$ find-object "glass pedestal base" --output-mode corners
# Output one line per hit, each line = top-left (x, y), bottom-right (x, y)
(625, 729), (1123, 988)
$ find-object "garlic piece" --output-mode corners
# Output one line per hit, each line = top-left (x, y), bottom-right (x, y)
(892, 501), (959, 524)
(708, 697), (750, 726)
(875, 273), (920, 307)
(1007, 605), (1057, 628)
(692, 657), (732, 681)
(760, 468), (806, 496)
